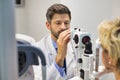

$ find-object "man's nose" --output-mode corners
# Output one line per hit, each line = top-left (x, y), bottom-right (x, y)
(61, 23), (66, 29)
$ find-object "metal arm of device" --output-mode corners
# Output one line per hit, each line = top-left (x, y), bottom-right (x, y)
(71, 28), (94, 80)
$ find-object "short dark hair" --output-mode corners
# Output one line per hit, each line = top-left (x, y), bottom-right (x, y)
(46, 4), (71, 23)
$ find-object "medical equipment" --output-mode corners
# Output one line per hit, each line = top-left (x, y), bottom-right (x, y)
(17, 38), (46, 80)
(71, 28), (94, 80)
(71, 29), (113, 80)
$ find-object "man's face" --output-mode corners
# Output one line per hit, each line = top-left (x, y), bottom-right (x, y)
(47, 13), (70, 40)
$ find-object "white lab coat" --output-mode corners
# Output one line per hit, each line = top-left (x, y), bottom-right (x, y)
(34, 34), (77, 80)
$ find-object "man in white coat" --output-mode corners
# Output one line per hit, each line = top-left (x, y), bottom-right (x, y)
(35, 4), (77, 80)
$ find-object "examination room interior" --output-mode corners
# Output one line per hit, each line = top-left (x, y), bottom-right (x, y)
(0, 0), (120, 80)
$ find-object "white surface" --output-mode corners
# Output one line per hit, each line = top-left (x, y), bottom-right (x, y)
(69, 76), (82, 80)
(16, 33), (36, 45)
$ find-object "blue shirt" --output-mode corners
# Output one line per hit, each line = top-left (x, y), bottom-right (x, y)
(52, 39), (65, 77)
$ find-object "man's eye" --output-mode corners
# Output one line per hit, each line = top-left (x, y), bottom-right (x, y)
(65, 22), (70, 25)
(56, 22), (61, 25)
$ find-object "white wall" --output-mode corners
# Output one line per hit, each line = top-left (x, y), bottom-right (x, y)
(112, 0), (120, 18)
(61, 0), (112, 49)
(15, 0), (28, 34)
(15, 0), (60, 41)
(15, 0), (120, 42)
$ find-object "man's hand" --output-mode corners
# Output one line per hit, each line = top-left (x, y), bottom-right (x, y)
(55, 29), (70, 67)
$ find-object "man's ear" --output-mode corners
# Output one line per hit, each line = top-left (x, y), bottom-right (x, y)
(46, 21), (50, 30)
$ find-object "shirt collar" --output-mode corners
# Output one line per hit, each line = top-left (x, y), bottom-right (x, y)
(52, 39), (57, 49)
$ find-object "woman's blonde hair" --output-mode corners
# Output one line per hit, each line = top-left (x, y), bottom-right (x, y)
(98, 18), (120, 73)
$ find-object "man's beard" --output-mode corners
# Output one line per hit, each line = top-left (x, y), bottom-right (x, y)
(50, 29), (59, 39)
(50, 28), (68, 39)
